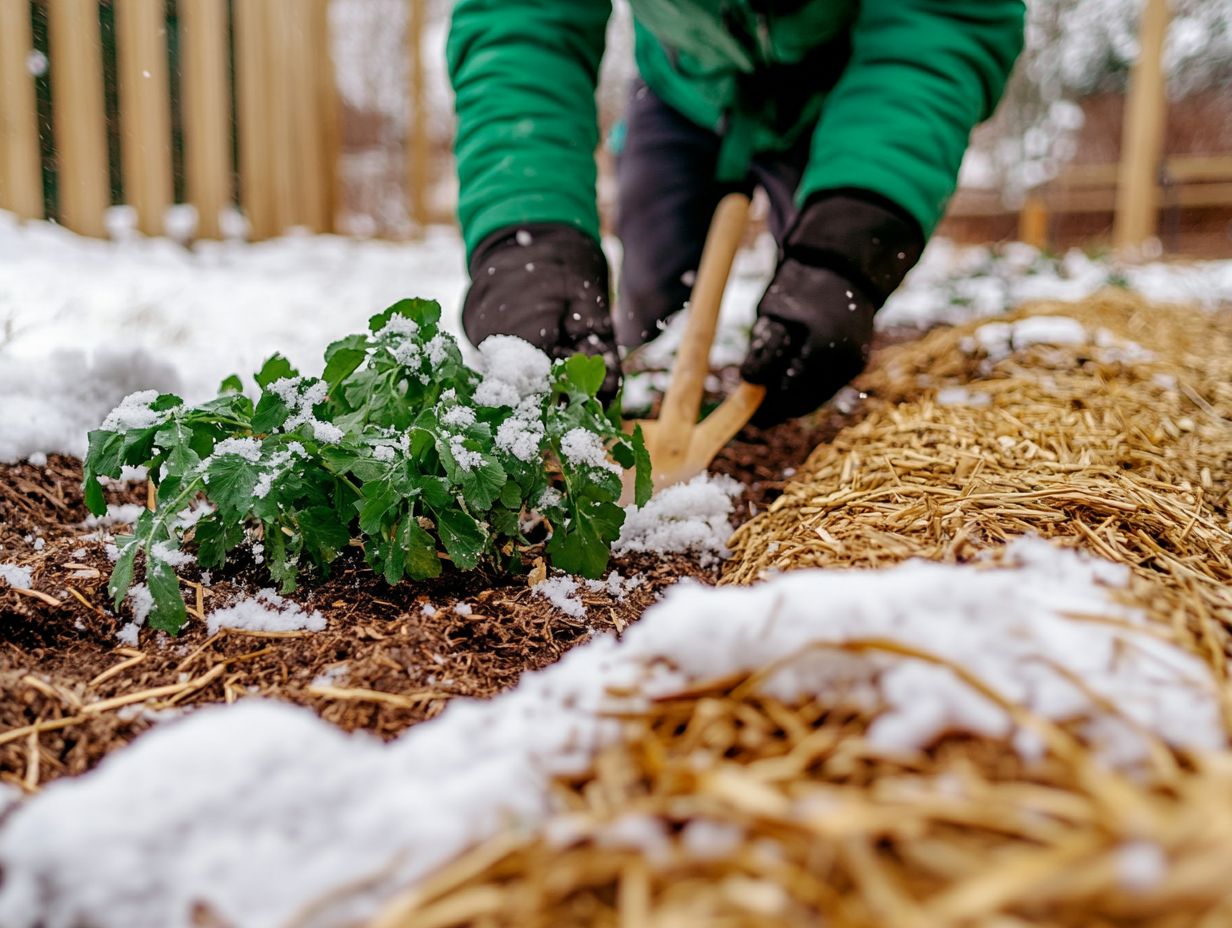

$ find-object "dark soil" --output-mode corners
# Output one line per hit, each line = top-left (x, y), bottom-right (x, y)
(0, 329), (917, 792)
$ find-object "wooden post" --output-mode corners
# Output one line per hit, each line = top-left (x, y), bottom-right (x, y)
(0, 0), (44, 219)
(180, 0), (233, 239)
(1018, 194), (1049, 249)
(285, 5), (326, 232)
(1113, 0), (1170, 253)
(235, 0), (275, 239)
(264, 0), (297, 232)
(48, 0), (110, 237)
(407, 0), (429, 233)
(313, 0), (340, 231)
(116, 0), (174, 236)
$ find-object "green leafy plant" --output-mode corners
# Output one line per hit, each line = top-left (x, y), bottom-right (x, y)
(84, 299), (651, 634)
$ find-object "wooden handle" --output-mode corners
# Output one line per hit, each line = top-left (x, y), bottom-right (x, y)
(654, 192), (751, 459)
(686, 381), (766, 470)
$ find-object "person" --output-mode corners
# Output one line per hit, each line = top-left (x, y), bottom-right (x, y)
(448, 0), (1025, 424)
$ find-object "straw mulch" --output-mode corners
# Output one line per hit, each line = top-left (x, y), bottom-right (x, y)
(728, 290), (1232, 671)
(371, 684), (1232, 928)
(370, 291), (1232, 928)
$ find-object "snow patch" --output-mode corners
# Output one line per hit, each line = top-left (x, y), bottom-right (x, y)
(0, 540), (1220, 928)
(473, 336), (551, 408)
(973, 315), (1088, 360)
(83, 503), (147, 529)
(0, 348), (180, 463)
(532, 575), (585, 618)
(205, 589), (326, 635)
(614, 473), (743, 566)
(560, 427), (621, 476)
(0, 563), (33, 590)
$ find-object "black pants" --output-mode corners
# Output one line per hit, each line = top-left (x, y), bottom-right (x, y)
(614, 79), (811, 349)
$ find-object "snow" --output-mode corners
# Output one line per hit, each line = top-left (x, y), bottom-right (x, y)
(1116, 840), (1168, 892)
(0, 563), (33, 589)
(935, 386), (992, 408)
(440, 405), (476, 429)
(560, 427), (621, 476)
(0, 348), (180, 463)
(206, 437), (263, 464)
(205, 589), (327, 635)
(5, 211), (1232, 464)
(495, 403), (546, 462)
(0, 538), (1220, 928)
(99, 389), (163, 432)
(271, 378), (344, 444)
(614, 473), (744, 565)
(879, 241), (1232, 331)
(532, 574), (585, 618)
(127, 584), (154, 627)
(83, 503), (146, 529)
(583, 570), (643, 600)
(0, 215), (466, 463)
(473, 335), (552, 408)
(150, 542), (195, 568)
(973, 315), (1089, 360)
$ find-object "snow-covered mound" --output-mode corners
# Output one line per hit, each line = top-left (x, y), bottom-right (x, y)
(7, 212), (1232, 464)
(0, 539), (1220, 928)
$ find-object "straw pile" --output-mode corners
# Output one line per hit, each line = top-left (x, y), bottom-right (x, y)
(727, 290), (1232, 672)
(371, 291), (1232, 928)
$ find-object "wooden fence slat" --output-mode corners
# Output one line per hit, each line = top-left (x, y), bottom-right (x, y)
(312, 0), (339, 232)
(235, 0), (275, 239)
(1113, 0), (1170, 252)
(1017, 195), (1048, 249)
(116, 0), (174, 236)
(285, 4), (326, 232)
(49, 0), (109, 237)
(0, 0), (44, 219)
(264, 0), (297, 232)
(180, 0), (232, 239)
(407, 0), (429, 233)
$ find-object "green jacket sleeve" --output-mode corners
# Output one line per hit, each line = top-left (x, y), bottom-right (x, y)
(447, 0), (612, 259)
(800, 0), (1025, 236)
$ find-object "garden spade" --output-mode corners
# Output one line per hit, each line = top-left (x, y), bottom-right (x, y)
(624, 192), (765, 500)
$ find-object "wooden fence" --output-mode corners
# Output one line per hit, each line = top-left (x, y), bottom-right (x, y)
(0, 0), (432, 240)
(0, 0), (1225, 252)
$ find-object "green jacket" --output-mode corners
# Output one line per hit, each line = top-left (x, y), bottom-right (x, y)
(448, 0), (1025, 258)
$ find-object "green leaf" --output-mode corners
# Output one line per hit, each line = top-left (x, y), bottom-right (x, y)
(401, 517), (442, 580)
(459, 457), (507, 511)
(265, 527), (300, 593)
(195, 515), (244, 569)
(370, 297), (442, 332)
(322, 334), (369, 387)
(254, 353), (298, 389)
(499, 479), (522, 510)
(146, 556), (187, 634)
(413, 475), (453, 510)
(357, 476), (403, 535)
(252, 390), (291, 434)
(559, 354), (606, 398)
(218, 373), (244, 394)
(432, 505), (486, 571)
(298, 505), (351, 564)
(205, 453), (261, 521)
(547, 498), (625, 578)
(631, 424), (653, 507)
(83, 430), (125, 515)
(155, 420), (202, 479)
(108, 535), (141, 610)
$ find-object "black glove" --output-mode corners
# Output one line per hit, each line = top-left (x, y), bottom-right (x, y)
(740, 192), (924, 425)
(462, 223), (620, 403)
